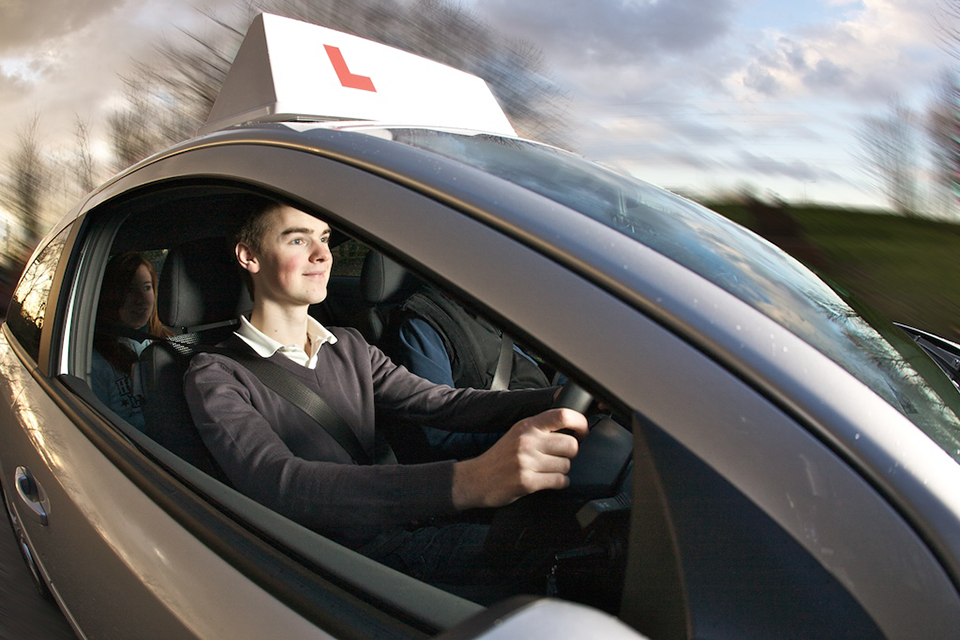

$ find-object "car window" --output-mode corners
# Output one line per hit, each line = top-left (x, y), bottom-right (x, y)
(330, 238), (367, 277)
(67, 185), (630, 615)
(6, 226), (70, 362)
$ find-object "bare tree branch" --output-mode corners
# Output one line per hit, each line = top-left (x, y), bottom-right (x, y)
(857, 98), (920, 216)
(1, 115), (50, 244)
(932, 1), (960, 214)
(72, 116), (99, 195)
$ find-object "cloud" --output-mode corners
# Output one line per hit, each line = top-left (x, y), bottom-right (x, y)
(475, 0), (740, 66)
(731, 0), (947, 102)
(0, 71), (28, 101)
(473, 0), (949, 108)
(0, 0), (945, 209)
(735, 149), (840, 182)
(0, 0), (221, 152)
(0, 0), (126, 53)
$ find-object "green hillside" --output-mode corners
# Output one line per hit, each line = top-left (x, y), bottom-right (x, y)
(707, 201), (960, 342)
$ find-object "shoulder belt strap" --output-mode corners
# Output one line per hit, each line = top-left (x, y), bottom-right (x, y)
(490, 333), (514, 391)
(207, 346), (396, 466)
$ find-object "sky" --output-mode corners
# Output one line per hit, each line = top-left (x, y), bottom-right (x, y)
(0, 0), (957, 219)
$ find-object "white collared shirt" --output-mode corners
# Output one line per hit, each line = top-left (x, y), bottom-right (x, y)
(235, 315), (337, 369)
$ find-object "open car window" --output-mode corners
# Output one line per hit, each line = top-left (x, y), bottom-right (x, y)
(67, 182), (633, 618)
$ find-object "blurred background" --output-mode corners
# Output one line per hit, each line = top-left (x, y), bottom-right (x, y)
(2, 0), (960, 340)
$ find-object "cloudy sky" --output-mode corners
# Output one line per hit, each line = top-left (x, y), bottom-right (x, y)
(1, 0), (956, 213)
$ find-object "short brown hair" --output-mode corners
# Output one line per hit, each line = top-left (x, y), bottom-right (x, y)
(230, 197), (286, 299)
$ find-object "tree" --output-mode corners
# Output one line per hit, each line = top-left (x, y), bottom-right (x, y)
(72, 116), (99, 196)
(857, 98), (920, 215)
(1, 115), (50, 245)
(926, 70), (960, 217)
(934, 0), (960, 213)
(107, 75), (181, 172)
(105, 0), (568, 168)
(937, 0), (960, 62)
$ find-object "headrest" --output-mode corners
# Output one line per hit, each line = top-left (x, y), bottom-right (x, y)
(360, 251), (421, 305)
(158, 237), (253, 330)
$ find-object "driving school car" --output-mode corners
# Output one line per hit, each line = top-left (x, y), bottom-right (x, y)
(3, 12), (960, 640)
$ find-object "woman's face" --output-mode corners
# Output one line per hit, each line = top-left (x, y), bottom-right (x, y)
(118, 264), (155, 329)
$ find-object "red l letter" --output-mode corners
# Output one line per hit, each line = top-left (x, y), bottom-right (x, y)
(324, 45), (376, 92)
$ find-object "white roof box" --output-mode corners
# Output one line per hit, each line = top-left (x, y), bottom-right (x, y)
(199, 13), (516, 136)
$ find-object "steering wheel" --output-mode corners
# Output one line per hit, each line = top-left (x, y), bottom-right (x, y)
(485, 380), (632, 556)
(553, 380), (594, 414)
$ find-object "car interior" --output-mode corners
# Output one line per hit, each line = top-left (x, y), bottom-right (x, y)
(79, 184), (634, 614)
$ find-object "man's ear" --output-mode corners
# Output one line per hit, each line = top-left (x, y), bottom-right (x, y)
(236, 243), (260, 274)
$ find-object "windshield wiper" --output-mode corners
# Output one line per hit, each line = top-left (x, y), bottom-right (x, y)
(896, 323), (960, 390)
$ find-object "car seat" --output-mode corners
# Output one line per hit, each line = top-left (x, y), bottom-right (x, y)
(354, 250), (422, 345)
(139, 237), (252, 482)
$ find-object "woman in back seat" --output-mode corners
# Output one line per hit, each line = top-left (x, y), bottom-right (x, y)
(92, 251), (172, 430)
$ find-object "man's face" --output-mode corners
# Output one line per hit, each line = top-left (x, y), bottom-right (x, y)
(243, 205), (333, 308)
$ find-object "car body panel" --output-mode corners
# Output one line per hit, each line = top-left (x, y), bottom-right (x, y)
(0, 331), (332, 639)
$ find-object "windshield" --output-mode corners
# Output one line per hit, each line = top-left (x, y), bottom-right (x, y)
(374, 128), (960, 461)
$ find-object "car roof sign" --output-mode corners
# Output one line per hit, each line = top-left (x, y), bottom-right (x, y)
(199, 13), (517, 136)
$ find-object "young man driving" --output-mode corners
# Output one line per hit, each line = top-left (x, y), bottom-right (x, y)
(184, 199), (587, 599)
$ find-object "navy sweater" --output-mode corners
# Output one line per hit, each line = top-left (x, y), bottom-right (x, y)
(184, 328), (555, 549)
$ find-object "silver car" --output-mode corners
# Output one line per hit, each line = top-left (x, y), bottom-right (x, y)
(3, 12), (960, 640)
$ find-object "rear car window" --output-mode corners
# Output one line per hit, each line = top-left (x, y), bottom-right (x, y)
(6, 226), (70, 361)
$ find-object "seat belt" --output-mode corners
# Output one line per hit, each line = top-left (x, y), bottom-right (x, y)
(490, 333), (514, 391)
(111, 323), (397, 464)
(208, 347), (397, 466)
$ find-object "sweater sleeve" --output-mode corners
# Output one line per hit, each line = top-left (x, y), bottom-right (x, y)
(184, 352), (458, 549)
(362, 334), (557, 433)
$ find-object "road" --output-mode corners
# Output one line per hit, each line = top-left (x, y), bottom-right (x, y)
(0, 502), (76, 639)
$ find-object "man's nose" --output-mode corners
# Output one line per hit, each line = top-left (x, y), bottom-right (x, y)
(311, 243), (331, 261)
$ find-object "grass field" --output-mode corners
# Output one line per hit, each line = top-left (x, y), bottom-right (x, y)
(706, 201), (960, 342)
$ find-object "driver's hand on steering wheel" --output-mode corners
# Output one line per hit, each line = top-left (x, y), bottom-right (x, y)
(451, 408), (588, 511)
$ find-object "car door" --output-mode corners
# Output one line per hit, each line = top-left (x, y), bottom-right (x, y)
(0, 179), (489, 637)
(0, 222), (75, 602)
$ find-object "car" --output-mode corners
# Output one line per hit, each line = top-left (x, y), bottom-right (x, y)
(3, 12), (960, 639)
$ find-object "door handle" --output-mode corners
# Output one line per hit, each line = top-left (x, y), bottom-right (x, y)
(15, 467), (48, 526)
